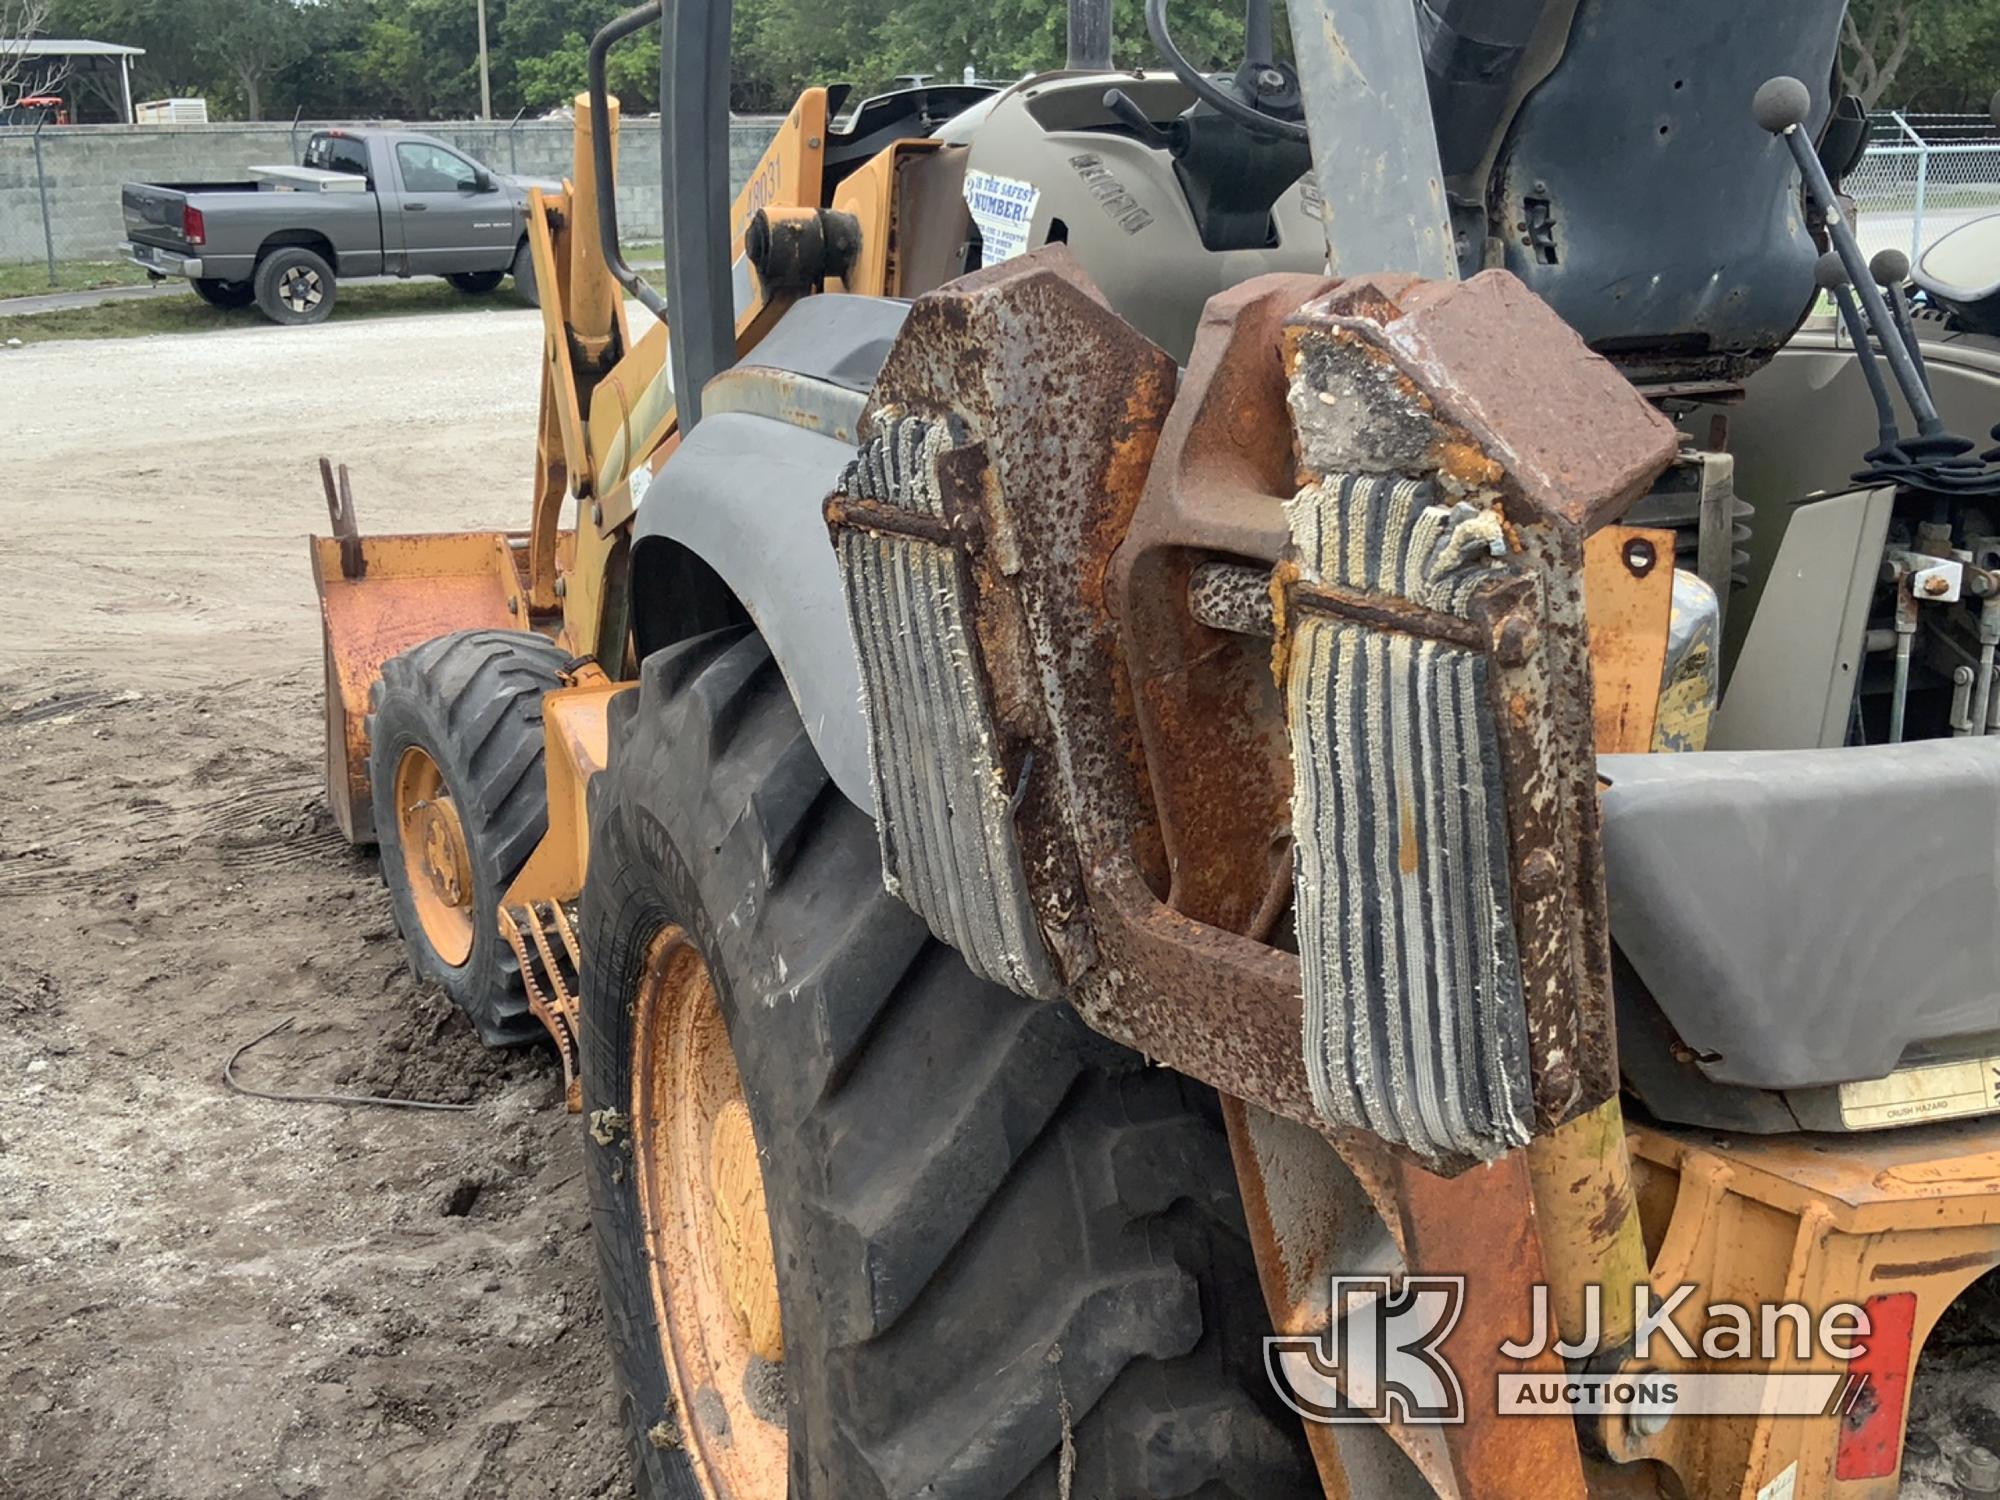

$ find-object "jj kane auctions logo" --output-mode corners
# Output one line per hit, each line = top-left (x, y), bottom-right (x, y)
(1266, 1278), (1880, 1426)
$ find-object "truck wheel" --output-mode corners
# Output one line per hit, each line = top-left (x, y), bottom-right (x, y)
(448, 269), (507, 295)
(192, 277), (256, 309)
(511, 241), (539, 308)
(367, 628), (568, 1046)
(582, 627), (1318, 1500)
(254, 246), (336, 325)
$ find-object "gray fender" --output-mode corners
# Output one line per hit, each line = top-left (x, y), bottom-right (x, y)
(625, 295), (911, 817)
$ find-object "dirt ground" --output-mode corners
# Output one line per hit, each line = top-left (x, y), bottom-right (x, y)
(0, 309), (633, 1499)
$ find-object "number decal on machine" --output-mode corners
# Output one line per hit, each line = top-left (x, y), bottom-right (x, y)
(962, 170), (1041, 263)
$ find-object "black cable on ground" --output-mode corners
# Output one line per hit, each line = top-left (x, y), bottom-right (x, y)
(223, 1017), (479, 1112)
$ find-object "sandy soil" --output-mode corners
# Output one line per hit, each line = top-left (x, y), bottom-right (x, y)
(0, 309), (631, 1499)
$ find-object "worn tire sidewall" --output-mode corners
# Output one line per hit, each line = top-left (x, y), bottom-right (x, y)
(368, 686), (516, 1022)
(254, 247), (336, 326)
(193, 277), (255, 308)
(581, 804), (711, 1500)
(512, 241), (539, 307)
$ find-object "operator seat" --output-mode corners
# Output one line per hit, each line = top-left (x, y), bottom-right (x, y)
(1419, 0), (1848, 382)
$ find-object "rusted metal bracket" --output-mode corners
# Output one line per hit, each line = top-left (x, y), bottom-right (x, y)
(501, 900), (583, 1112)
(828, 251), (1679, 1157)
(822, 246), (1709, 1500)
(317, 456), (364, 582)
(829, 253), (1390, 1141)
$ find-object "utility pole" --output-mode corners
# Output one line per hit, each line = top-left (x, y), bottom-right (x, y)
(476, 0), (492, 119)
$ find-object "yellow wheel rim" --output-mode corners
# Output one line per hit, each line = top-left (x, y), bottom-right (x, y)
(393, 745), (476, 968)
(633, 926), (788, 1496)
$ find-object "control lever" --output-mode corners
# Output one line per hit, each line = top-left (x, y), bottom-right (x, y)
(1755, 77), (1956, 451)
(1815, 253), (1902, 463)
(1103, 88), (1174, 151)
(1868, 247), (1931, 385)
(1759, 74), (2000, 495)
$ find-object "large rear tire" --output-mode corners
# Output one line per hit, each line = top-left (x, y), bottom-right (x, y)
(582, 627), (1319, 1499)
(367, 628), (568, 1046)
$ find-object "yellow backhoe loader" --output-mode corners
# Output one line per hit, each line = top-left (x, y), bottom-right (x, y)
(311, 0), (2000, 1494)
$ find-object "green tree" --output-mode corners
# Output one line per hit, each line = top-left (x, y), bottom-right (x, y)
(727, 0), (1269, 112)
(1845, 0), (2000, 112)
(205, 0), (305, 119)
(502, 0), (661, 111)
(44, 0), (208, 112)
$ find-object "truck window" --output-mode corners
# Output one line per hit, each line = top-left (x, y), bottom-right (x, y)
(304, 133), (371, 179)
(396, 142), (478, 194)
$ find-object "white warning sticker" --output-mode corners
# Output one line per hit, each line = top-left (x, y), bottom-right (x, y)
(1757, 1461), (1797, 1500)
(963, 169), (1041, 264)
(1839, 1054), (2000, 1129)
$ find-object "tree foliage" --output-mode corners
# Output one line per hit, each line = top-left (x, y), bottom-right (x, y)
(29, 0), (2000, 123)
(1844, 0), (2000, 111)
(3, 0), (67, 107)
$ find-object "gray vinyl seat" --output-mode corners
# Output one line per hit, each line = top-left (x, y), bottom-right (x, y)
(1599, 742), (2000, 1127)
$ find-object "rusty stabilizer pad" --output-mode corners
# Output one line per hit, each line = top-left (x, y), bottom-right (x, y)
(828, 413), (1062, 999)
(1285, 472), (1533, 1159)
(1280, 271), (1680, 1154)
(824, 246), (1181, 1018)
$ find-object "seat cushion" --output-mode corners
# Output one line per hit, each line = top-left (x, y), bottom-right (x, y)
(1600, 742), (2000, 1090)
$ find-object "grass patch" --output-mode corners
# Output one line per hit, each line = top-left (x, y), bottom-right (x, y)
(0, 258), (159, 300)
(1, 279), (527, 345)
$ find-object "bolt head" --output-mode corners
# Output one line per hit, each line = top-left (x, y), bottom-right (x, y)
(1493, 613), (1537, 667)
(1630, 1407), (1672, 1440)
(1956, 1444), (2000, 1495)
(1517, 846), (1561, 897)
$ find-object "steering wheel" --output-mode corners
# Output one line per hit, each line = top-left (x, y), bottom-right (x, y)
(1144, 0), (1308, 142)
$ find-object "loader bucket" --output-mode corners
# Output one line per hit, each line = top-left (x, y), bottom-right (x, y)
(312, 528), (563, 844)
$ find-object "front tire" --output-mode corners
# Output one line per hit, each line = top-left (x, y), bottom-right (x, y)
(449, 268), (507, 295)
(367, 628), (568, 1045)
(511, 241), (539, 308)
(192, 277), (256, 309)
(254, 246), (336, 325)
(582, 627), (1318, 1499)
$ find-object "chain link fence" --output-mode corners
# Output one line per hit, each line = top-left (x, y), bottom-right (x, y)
(0, 121), (63, 276)
(6, 110), (1999, 290)
(1848, 113), (2000, 268)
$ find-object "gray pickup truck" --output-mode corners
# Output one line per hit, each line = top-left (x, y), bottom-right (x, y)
(121, 127), (554, 326)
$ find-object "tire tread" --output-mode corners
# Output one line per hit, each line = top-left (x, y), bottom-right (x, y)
(581, 629), (1317, 1500)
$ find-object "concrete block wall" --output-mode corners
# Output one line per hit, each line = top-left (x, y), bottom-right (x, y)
(0, 117), (782, 265)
